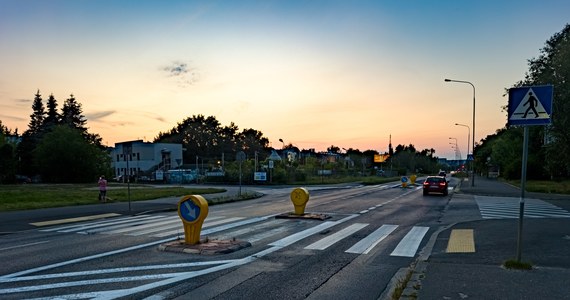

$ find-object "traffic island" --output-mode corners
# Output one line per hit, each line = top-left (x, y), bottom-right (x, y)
(158, 238), (251, 255)
(275, 212), (331, 220)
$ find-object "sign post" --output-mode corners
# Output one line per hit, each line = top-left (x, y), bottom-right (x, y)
(123, 142), (133, 212)
(236, 151), (246, 197)
(508, 85), (553, 262)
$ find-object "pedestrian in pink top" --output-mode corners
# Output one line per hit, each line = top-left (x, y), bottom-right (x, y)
(98, 175), (108, 202)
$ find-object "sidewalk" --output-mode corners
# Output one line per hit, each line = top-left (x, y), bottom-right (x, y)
(402, 176), (570, 299)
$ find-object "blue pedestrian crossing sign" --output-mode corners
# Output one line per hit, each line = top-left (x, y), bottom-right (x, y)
(508, 85), (553, 126)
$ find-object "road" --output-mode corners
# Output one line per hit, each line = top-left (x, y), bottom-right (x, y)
(2, 176), (567, 299)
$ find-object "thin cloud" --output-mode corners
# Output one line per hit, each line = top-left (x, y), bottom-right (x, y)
(15, 98), (31, 104)
(162, 61), (199, 87)
(85, 110), (116, 121)
(0, 114), (26, 122)
(139, 111), (167, 123)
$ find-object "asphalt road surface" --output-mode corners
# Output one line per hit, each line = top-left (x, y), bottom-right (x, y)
(2, 176), (534, 299)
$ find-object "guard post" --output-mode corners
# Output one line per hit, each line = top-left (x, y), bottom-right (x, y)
(177, 195), (209, 245)
(290, 187), (310, 215)
(401, 176), (408, 188)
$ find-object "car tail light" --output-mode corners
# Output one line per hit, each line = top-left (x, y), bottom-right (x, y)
(439, 182), (446, 186)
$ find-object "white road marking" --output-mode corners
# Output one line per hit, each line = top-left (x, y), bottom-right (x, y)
(39, 214), (153, 232)
(106, 216), (181, 234)
(151, 217), (245, 237)
(305, 223), (368, 250)
(269, 222), (338, 247)
(345, 224), (398, 254)
(0, 260), (239, 283)
(390, 226), (429, 257)
(476, 196), (570, 219)
(0, 240), (50, 252)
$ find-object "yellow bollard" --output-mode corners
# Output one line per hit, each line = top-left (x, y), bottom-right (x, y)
(410, 174), (417, 185)
(177, 195), (209, 245)
(401, 176), (408, 188)
(290, 187), (310, 215)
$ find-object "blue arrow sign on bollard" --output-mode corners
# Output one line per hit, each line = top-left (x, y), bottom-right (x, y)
(179, 199), (200, 223)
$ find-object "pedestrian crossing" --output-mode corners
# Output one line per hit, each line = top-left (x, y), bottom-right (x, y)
(475, 196), (570, 219)
(39, 214), (430, 258)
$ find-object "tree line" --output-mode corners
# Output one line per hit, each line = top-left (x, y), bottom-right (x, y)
(0, 91), (110, 183)
(474, 24), (570, 180)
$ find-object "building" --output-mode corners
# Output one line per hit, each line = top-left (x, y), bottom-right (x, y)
(111, 140), (183, 181)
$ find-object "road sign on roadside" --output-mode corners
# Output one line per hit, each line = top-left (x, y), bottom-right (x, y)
(507, 85), (555, 263)
(508, 85), (553, 126)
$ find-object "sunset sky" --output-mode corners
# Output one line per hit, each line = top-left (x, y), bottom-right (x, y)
(1, 0), (568, 159)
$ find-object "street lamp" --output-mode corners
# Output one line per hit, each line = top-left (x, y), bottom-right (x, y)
(445, 78), (476, 187)
(454, 123), (470, 160)
(449, 137), (459, 160)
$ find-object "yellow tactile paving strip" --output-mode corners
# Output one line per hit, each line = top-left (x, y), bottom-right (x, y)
(446, 229), (475, 253)
(30, 213), (121, 227)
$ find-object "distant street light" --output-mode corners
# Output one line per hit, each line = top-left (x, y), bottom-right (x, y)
(454, 123), (470, 160)
(455, 123), (471, 178)
(445, 78), (476, 187)
(449, 137), (459, 160)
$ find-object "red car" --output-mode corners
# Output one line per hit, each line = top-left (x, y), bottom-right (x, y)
(423, 176), (448, 196)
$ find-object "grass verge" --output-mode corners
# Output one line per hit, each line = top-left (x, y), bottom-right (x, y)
(503, 259), (533, 270)
(392, 267), (415, 299)
(506, 179), (570, 195)
(0, 184), (226, 211)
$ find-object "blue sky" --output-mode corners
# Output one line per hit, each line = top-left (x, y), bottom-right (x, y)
(1, 0), (568, 159)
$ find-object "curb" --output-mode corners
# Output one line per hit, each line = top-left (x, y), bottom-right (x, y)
(391, 179), (466, 299)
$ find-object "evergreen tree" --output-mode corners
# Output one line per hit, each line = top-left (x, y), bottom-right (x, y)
(60, 94), (103, 147)
(61, 94), (87, 134)
(17, 90), (46, 176)
(44, 93), (61, 131)
(28, 90), (45, 134)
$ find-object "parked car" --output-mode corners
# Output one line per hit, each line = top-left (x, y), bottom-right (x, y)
(15, 175), (31, 184)
(423, 176), (448, 196)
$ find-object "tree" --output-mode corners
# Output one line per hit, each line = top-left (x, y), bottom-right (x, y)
(513, 24), (570, 178)
(155, 115), (271, 167)
(17, 91), (107, 180)
(34, 125), (110, 183)
(44, 93), (61, 131)
(28, 90), (45, 135)
(60, 94), (103, 147)
(240, 128), (269, 158)
(390, 144), (439, 174)
(17, 90), (46, 176)
(61, 94), (86, 131)
(0, 120), (17, 183)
